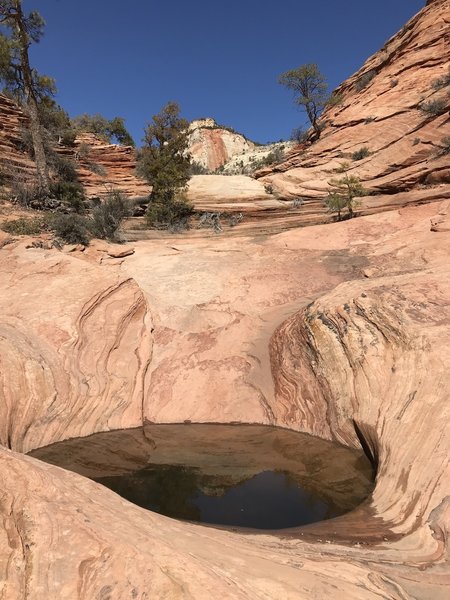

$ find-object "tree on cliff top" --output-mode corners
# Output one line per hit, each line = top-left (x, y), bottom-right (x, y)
(0, 0), (53, 192)
(137, 102), (194, 229)
(72, 114), (135, 146)
(278, 63), (330, 140)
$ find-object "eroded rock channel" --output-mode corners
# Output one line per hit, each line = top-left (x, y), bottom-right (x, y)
(30, 424), (374, 530)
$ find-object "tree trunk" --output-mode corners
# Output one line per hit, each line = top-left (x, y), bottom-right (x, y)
(306, 104), (321, 140)
(13, 0), (49, 193)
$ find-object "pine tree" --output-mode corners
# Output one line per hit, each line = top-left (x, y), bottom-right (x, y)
(138, 102), (193, 228)
(0, 0), (53, 192)
(278, 64), (330, 140)
(325, 172), (366, 220)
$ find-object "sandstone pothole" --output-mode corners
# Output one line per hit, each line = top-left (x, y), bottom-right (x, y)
(30, 424), (374, 530)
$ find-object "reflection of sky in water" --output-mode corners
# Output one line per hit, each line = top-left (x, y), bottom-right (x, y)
(193, 470), (337, 528)
(96, 467), (340, 529)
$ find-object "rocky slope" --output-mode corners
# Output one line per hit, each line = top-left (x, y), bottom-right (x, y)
(1, 199), (450, 598)
(188, 118), (256, 171)
(119, 18), (450, 225)
(258, 0), (450, 208)
(180, 0), (449, 234)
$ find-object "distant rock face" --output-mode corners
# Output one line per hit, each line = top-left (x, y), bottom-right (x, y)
(188, 118), (255, 171)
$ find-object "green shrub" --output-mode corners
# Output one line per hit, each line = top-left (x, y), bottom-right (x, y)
(352, 147), (371, 161)
(49, 181), (87, 213)
(1, 217), (46, 236)
(60, 129), (77, 147)
(419, 98), (447, 116)
(47, 213), (91, 245)
(439, 136), (450, 155)
(413, 138), (421, 146)
(355, 70), (376, 91)
(77, 142), (92, 159)
(89, 191), (130, 241)
(10, 180), (44, 207)
(146, 194), (194, 230)
(325, 174), (366, 220)
(431, 70), (450, 91)
(49, 154), (79, 182)
(86, 162), (107, 176)
(326, 93), (344, 107)
(390, 78), (399, 88)
(334, 161), (351, 173)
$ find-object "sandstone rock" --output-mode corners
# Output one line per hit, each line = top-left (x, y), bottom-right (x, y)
(63, 243), (86, 253)
(0, 3), (450, 598)
(1, 201), (450, 598)
(57, 132), (151, 199)
(106, 245), (135, 258)
(0, 94), (37, 183)
(188, 118), (255, 171)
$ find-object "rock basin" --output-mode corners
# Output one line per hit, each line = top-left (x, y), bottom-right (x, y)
(30, 424), (374, 530)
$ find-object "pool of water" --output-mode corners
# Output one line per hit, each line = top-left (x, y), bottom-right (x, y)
(30, 424), (374, 530)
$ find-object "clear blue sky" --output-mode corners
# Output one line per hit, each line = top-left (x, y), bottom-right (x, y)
(25, 0), (425, 145)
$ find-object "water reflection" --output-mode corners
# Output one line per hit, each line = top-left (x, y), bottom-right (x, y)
(30, 424), (374, 530)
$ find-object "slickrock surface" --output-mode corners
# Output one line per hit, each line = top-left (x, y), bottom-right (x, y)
(188, 118), (255, 171)
(1, 198), (450, 598)
(0, 4), (450, 598)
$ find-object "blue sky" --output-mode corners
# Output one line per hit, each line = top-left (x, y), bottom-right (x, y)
(24, 0), (425, 145)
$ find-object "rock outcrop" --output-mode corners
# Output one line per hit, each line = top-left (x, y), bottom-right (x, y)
(1, 4), (450, 595)
(188, 118), (256, 171)
(0, 94), (36, 182)
(177, 0), (449, 235)
(0, 98), (150, 199)
(57, 133), (151, 198)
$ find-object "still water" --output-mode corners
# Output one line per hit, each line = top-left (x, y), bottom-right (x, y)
(30, 424), (374, 530)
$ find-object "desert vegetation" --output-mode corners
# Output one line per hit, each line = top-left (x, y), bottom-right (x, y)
(278, 64), (332, 140)
(137, 101), (194, 230)
(325, 170), (366, 220)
